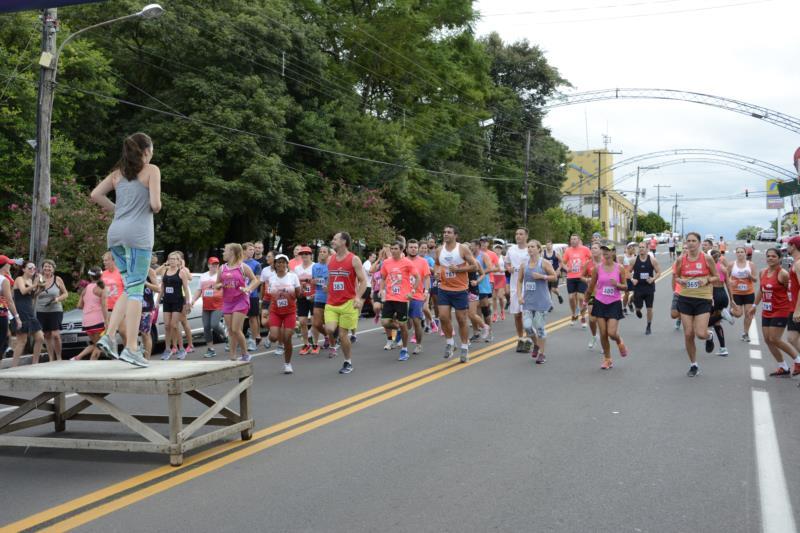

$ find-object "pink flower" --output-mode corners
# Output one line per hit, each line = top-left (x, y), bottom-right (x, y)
(63, 227), (71, 236)
(50, 196), (58, 205)
(10, 204), (18, 211)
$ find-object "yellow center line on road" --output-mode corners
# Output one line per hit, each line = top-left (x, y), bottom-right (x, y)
(3, 316), (573, 532)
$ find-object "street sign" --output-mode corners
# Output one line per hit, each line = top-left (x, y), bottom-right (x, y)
(0, 0), (106, 13)
(767, 179), (784, 208)
(777, 179), (800, 197)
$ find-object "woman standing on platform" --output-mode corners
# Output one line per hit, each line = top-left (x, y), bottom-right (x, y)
(91, 132), (161, 367)
(35, 259), (68, 361)
(10, 262), (45, 367)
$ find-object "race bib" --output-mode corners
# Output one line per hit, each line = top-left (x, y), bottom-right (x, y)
(445, 271), (456, 279)
(686, 280), (701, 289)
(304, 285), (312, 293)
(392, 286), (401, 294)
(737, 283), (748, 292)
(525, 281), (536, 291)
(571, 261), (580, 273)
(165, 287), (174, 294)
(639, 273), (650, 280)
(108, 285), (118, 297)
(763, 301), (773, 312)
(203, 289), (214, 297)
(276, 298), (288, 308)
(332, 281), (345, 291)
(602, 286), (616, 296)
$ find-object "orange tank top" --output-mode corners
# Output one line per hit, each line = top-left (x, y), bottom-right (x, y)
(438, 244), (469, 292)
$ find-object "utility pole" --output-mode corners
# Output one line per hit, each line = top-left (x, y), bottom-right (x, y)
(632, 165), (657, 237)
(30, 8), (58, 268)
(672, 193), (679, 231)
(594, 147), (622, 237)
(680, 216), (688, 237)
(653, 184), (671, 219)
(523, 130), (531, 227)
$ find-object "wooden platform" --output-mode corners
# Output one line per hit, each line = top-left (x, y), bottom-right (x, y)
(0, 361), (254, 465)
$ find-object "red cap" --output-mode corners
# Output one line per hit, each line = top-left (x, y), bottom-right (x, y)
(207, 256), (220, 264)
(0, 255), (11, 266)
(298, 246), (313, 254)
(788, 236), (800, 250)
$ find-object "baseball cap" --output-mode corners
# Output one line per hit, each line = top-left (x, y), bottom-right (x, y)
(599, 241), (616, 252)
(0, 255), (11, 266)
(207, 256), (220, 264)
(274, 254), (290, 263)
(788, 236), (800, 249)
(298, 246), (313, 255)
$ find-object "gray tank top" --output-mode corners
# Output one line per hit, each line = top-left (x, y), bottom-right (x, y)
(522, 258), (552, 312)
(35, 278), (63, 313)
(107, 177), (154, 250)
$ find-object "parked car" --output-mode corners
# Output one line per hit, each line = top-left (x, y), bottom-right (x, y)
(779, 230), (800, 244)
(60, 273), (227, 356)
(759, 228), (777, 241)
(657, 232), (671, 243)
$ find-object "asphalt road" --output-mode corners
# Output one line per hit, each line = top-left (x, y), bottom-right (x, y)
(0, 241), (797, 532)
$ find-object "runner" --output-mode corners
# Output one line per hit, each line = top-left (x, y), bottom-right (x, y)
(159, 252), (192, 360)
(631, 241), (662, 335)
(585, 243), (629, 369)
(466, 241), (490, 344)
(674, 232), (718, 377)
(254, 241), (268, 269)
(506, 228), (531, 352)
(561, 234), (592, 328)
(101, 251), (125, 346)
(675, 238), (684, 258)
(242, 242), (263, 351)
(372, 246), (390, 339)
(668, 234), (677, 261)
(311, 246), (335, 357)
(266, 254), (301, 374)
(728, 246), (757, 342)
(288, 245), (302, 272)
(0, 256), (21, 359)
(648, 235), (658, 255)
(362, 251), (376, 321)
(407, 239), (432, 354)
(748, 247), (799, 376)
(583, 243), (603, 350)
(517, 239), (556, 364)
(708, 250), (734, 356)
(491, 243), (508, 322)
(91, 132), (160, 367)
(70, 267), (108, 361)
(620, 243), (637, 314)
(218, 243), (260, 362)
(34, 259), (68, 362)
(259, 251), (275, 350)
(139, 267), (159, 359)
(719, 236), (727, 256)
(193, 257), (227, 358)
(745, 239), (754, 261)
(418, 242), (437, 333)
(435, 224), (480, 363)
(10, 263), (45, 366)
(542, 240), (563, 304)
(474, 239), (495, 342)
(294, 246), (316, 355)
(380, 241), (418, 361)
(783, 236), (800, 375)
(325, 231), (368, 374)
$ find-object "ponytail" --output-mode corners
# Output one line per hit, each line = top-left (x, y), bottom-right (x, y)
(115, 132), (152, 180)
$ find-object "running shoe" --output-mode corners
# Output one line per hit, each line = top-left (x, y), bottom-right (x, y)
(492, 312), (498, 323)
(721, 308), (735, 325)
(413, 344), (423, 355)
(524, 338), (533, 352)
(628, 302), (635, 313)
(410, 335), (417, 344)
(687, 365), (700, 377)
(705, 331), (714, 353)
(204, 348), (217, 358)
(224, 341), (230, 352)
(623, 308), (629, 316)
(176, 348), (187, 360)
(742, 333), (750, 343)
(717, 347), (729, 356)
(459, 348), (469, 363)
(570, 318), (577, 327)
(535, 352), (546, 364)
(119, 347), (148, 368)
(557, 294), (563, 304)
(398, 348), (409, 361)
(635, 308), (643, 319)
(328, 347), (337, 358)
(160, 349), (173, 361)
(350, 333), (358, 344)
(588, 335), (599, 350)
(299, 344), (312, 356)
(339, 361), (353, 374)
(792, 362), (800, 376)
(485, 332), (493, 343)
(470, 333), (481, 342)
(500, 310), (506, 321)
(580, 316), (587, 329)
(246, 338), (257, 352)
(531, 342), (539, 359)
(444, 344), (455, 360)
(600, 358), (613, 370)
(275, 346), (285, 357)
(239, 354), (252, 363)
(262, 338), (271, 349)
(185, 344), (195, 354)
(515, 339), (525, 353)
(675, 319), (682, 330)
(96, 334), (120, 360)
(618, 342), (628, 358)
(770, 367), (792, 377)
(480, 325), (490, 342)
(383, 340), (393, 351)
(283, 363), (293, 374)
(311, 345), (320, 355)
(645, 324), (652, 336)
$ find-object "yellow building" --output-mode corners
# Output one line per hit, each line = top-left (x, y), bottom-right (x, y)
(560, 150), (639, 243)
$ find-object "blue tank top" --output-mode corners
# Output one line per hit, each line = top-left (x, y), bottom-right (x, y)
(522, 258), (552, 312)
(477, 253), (493, 294)
(312, 263), (329, 304)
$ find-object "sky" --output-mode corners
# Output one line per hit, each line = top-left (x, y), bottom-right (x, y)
(474, 0), (800, 238)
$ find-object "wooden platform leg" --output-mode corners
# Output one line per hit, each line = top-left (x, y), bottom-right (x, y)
(53, 393), (65, 432)
(239, 377), (252, 441)
(168, 393), (183, 466)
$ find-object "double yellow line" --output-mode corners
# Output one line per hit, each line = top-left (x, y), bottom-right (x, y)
(4, 316), (574, 532)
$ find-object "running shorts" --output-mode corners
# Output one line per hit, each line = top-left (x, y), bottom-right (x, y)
(492, 275), (507, 289)
(82, 322), (105, 336)
(712, 287), (729, 311)
(547, 279), (559, 290)
(788, 316), (800, 332)
(437, 289), (469, 311)
(566, 278), (587, 294)
(109, 245), (151, 302)
(522, 310), (547, 338)
(36, 311), (63, 333)
(479, 293), (492, 302)
(381, 300), (409, 322)
(762, 315), (788, 329)
(677, 295), (712, 316)
(372, 290), (383, 304)
(409, 299), (425, 319)
(324, 300), (359, 330)
(732, 293), (755, 306)
(163, 301), (185, 314)
(313, 301), (327, 310)
(633, 293), (655, 309)
(296, 298), (313, 318)
(591, 300), (624, 320)
(269, 312), (296, 330)
(247, 296), (261, 318)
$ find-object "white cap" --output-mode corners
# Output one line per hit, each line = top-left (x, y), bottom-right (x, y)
(274, 254), (290, 263)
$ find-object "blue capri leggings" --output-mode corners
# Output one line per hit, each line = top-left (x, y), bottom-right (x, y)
(110, 245), (152, 302)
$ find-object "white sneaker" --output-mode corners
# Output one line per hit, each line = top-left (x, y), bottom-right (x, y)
(246, 338), (256, 352)
(413, 344), (423, 355)
(283, 363), (293, 374)
(384, 340), (393, 350)
(275, 347), (285, 357)
(588, 335), (598, 350)
(717, 347), (729, 356)
(721, 308), (735, 325)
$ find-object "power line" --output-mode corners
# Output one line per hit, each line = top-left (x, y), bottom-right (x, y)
(482, 0), (685, 17)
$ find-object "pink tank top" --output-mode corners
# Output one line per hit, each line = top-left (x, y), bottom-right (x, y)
(595, 263), (622, 305)
(83, 282), (105, 326)
(221, 264), (246, 300)
(716, 262), (726, 283)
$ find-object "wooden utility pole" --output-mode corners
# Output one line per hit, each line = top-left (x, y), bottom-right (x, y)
(30, 8), (58, 267)
(593, 148), (622, 236)
(523, 130), (531, 227)
(653, 184), (671, 219)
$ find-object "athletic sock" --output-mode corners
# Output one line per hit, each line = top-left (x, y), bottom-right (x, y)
(446, 337), (454, 346)
(460, 344), (469, 351)
(780, 361), (789, 370)
(713, 325), (725, 348)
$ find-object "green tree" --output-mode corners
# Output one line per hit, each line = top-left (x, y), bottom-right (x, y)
(736, 226), (761, 240)
(637, 212), (670, 234)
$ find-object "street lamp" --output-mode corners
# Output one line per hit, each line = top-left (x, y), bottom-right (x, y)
(29, 4), (165, 267)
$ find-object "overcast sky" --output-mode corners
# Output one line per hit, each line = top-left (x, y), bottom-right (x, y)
(475, 0), (800, 239)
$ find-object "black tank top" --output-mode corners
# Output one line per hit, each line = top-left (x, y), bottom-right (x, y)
(632, 256), (656, 294)
(543, 249), (560, 270)
(468, 271), (479, 295)
(162, 269), (184, 304)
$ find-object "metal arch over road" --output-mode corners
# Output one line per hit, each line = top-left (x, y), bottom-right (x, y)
(544, 88), (800, 135)
(610, 158), (785, 189)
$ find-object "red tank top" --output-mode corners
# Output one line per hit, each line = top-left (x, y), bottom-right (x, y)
(789, 263), (800, 310)
(760, 268), (792, 318)
(327, 252), (357, 306)
(680, 252), (711, 277)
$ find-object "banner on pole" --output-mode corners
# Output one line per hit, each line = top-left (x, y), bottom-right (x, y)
(767, 179), (784, 209)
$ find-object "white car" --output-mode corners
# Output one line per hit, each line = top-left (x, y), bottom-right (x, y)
(759, 228), (777, 241)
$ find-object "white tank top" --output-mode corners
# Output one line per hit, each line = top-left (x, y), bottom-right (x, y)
(439, 243), (465, 267)
(623, 254), (636, 267)
(730, 261), (752, 279)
